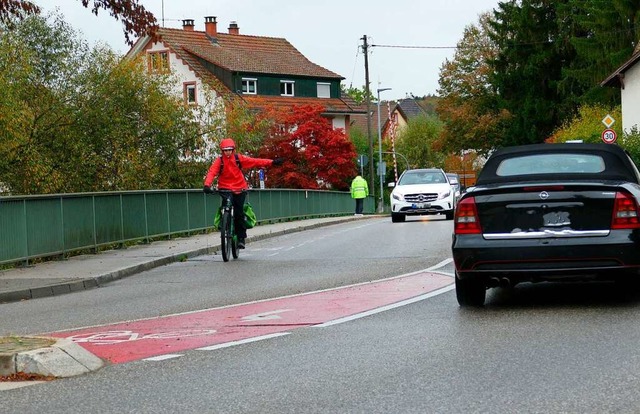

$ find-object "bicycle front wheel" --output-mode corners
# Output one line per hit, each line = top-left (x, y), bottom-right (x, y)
(220, 210), (232, 262)
(231, 233), (239, 259)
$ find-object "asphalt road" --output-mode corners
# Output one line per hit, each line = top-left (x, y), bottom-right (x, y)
(4, 216), (640, 413)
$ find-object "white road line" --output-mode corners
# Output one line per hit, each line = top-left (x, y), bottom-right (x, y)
(314, 285), (455, 328)
(426, 258), (453, 271)
(143, 354), (183, 362)
(196, 332), (290, 351)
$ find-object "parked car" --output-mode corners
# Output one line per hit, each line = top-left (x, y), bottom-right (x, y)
(389, 168), (455, 222)
(446, 172), (461, 201)
(452, 143), (640, 306)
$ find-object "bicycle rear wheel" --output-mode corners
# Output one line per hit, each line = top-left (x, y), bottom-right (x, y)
(220, 210), (232, 262)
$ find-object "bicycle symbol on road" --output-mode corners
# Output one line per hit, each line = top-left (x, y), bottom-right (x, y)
(67, 329), (217, 345)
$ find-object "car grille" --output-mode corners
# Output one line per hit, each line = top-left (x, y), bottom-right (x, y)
(404, 193), (438, 203)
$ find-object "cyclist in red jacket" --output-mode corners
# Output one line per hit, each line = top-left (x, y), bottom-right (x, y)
(203, 138), (283, 249)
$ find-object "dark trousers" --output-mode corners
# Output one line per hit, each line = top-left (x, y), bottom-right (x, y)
(355, 198), (364, 214)
(220, 191), (247, 239)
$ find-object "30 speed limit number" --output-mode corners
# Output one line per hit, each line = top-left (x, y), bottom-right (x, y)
(602, 129), (617, 144)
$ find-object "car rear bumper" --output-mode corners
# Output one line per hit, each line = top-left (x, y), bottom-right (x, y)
(452, 229), (640, 283)
(391, 198), (454, 215)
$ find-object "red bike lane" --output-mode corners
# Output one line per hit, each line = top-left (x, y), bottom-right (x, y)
(46, 271), (453, 364)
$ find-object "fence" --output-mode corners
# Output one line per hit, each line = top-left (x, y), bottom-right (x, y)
(0, 189), (374, 266)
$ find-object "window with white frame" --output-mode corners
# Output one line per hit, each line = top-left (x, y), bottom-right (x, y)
(184, 82), (196, 105)
(242, 78), (257, 94)
(280, 80), (295, 96)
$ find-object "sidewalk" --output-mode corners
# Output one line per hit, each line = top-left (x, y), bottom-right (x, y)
(0, 215), (367, 305)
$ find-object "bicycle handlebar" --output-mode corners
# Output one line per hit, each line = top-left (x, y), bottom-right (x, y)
(206, 188), (247, 195)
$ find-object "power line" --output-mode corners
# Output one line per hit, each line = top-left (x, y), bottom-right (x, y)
(372, 27), (639, 51)
(349, 42), (360, 89)
(372, 44), (457, 49)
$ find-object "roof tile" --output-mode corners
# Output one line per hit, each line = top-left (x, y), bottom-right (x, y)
(157, 27), (342, 79)
(241, 95), (366, 114)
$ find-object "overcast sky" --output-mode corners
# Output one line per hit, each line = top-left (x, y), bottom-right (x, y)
(34, 0), (499, 101)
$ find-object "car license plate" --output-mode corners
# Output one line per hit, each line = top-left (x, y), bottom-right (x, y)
(543, 211), (570, 227)
(412, 203), (430, 209)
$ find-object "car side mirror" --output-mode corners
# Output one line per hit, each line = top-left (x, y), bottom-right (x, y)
(388, 182), (396, 188)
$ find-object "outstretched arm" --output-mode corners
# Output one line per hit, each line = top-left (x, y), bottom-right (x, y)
(239, 154), (279, 169)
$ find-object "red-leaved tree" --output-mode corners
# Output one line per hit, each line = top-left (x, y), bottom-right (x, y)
(259, 105), (356, 190)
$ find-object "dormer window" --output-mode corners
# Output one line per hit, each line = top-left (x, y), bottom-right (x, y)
(148, 50), (170, 73)
(242, 78), (257, 94)
(317, 82), (331, 98)
(280, 80), (295, 96)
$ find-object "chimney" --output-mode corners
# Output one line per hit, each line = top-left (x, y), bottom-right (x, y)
(204, 16), (217, 37)
(228, 21), (240, 35)
(182, 19), (195, 31)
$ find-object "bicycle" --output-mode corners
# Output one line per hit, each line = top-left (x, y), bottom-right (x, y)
(214, 189), (240, 262)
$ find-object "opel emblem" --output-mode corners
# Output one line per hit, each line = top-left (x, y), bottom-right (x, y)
(539, 191), (549, 200)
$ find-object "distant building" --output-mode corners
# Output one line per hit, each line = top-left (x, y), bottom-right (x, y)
(350, 96), (437, 140)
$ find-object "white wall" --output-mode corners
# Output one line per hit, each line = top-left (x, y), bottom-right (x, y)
(147, 41), (222, 160)
(622, 63), (640, 133)
(147, 41), (221, 107)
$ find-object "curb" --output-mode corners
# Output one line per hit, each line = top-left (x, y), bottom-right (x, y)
(0, 336), (104, 379)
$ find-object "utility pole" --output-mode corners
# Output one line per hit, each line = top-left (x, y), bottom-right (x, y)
(362, 35), (375, 201)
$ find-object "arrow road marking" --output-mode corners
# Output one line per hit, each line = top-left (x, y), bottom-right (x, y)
(242, 309), (293, 322)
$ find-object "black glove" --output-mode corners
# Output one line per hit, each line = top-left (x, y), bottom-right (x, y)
(203, 185), (214, 194)
(272, 158), (284, 166)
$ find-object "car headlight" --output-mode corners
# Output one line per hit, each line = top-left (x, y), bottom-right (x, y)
(392, 193), (403, 201)
(438, 190), (451, 200)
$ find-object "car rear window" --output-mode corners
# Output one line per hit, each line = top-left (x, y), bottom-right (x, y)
(496, 153), (605, 176)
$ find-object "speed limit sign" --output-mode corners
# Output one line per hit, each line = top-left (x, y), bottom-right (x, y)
(602, 129), (617, 144)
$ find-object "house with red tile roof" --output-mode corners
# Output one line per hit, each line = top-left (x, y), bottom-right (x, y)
(126, 16), (365, 150)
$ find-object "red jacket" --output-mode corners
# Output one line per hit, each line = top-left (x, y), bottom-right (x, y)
(204, 152), (273, 192)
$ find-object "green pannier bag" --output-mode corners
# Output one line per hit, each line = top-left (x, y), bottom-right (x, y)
(213, 203), (256, 230)
(213, 207), (223, 230)
(244, 202), (257, 229)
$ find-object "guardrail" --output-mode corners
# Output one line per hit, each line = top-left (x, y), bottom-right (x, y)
(0, 189), (374, 266)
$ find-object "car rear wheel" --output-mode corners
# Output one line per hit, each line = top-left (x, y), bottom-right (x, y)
(445, 209), (454, 220)
(455, 272), (486, 307)
(391, 212), (405, 223)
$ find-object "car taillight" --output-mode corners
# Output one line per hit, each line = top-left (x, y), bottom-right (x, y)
(611, 192), (640, 229)
(454, 197), (481, 234)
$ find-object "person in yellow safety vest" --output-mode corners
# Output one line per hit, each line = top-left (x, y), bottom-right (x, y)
(350, 175), (369, 216)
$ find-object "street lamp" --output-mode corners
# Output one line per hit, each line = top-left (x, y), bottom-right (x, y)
(382, 151), (409, 173)
(376, 87), (391, 213)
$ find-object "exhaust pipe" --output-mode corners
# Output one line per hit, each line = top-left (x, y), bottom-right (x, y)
(488, 277), (501, 288)
(499, 277), (511, 288)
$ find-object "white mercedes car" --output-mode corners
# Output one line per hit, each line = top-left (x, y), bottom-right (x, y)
(389, 168), (455, 222)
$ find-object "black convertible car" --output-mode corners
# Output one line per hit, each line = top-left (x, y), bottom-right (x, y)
(452, 143), (640, 306)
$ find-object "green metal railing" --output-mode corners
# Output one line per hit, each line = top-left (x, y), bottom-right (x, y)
(0, 189), (374, 266)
